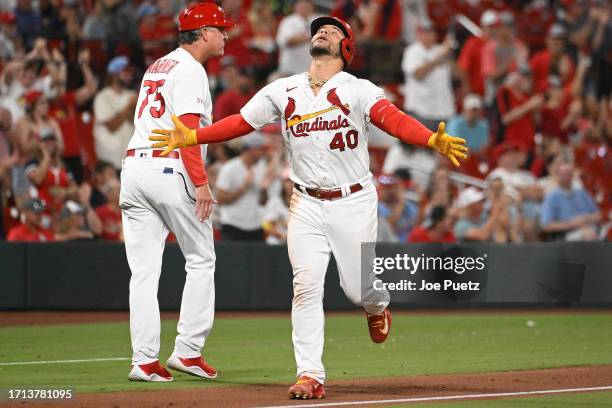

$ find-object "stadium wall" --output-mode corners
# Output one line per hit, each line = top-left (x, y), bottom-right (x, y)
(0, 242), (610, 310)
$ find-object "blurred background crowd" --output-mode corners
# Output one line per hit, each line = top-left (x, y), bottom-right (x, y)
(0, 0), (610, 244)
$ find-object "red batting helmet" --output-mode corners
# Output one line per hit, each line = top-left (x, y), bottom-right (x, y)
(310, 16), (355, 67)
(178, 2), (235, 32)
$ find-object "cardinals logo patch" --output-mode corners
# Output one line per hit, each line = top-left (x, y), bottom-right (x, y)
(284, 88), (351, 137)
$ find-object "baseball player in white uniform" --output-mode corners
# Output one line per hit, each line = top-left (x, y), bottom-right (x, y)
(149, 16), (468, 396)
(120, 3), (234, 382)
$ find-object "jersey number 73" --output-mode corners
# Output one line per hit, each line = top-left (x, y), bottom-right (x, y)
(138, 80), (166, 119)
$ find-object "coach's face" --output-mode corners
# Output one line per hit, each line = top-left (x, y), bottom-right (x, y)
(203, 26), (229, 57)
(310, 25), (343, 59)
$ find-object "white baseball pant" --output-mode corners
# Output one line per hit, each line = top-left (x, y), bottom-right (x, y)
(120, 152), (216, 365)
(287, 181), (389, 384)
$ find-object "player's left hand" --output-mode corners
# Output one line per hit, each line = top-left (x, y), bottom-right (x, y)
(195, 183), (217, 222)
(427, 122), (469, 167)
(149, 115), (198, 156)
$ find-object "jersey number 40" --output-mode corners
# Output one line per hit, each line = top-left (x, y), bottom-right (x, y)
(329, 130), (358, 152)
(138, 80), (166, 119)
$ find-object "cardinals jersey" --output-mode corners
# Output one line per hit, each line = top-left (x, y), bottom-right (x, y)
(240, 72), (386, 188)
(128, 47), (211, 158)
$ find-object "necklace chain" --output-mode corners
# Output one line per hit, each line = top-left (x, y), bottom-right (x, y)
(307, 72), (327, 88)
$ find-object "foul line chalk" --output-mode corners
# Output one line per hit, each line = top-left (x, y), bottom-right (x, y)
(0, 357), (130, 366)
(258, 385), (612, 408)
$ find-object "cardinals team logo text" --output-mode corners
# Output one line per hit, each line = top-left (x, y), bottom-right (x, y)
(285, 88), (351, 137)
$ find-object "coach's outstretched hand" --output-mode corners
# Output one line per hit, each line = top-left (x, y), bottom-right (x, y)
(427, 122), (469, 167)
(150, 115), (198, 156)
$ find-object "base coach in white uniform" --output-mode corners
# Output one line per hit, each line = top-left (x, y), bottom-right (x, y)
(150, 16), (468, 396)
(120, 3), (234, 382)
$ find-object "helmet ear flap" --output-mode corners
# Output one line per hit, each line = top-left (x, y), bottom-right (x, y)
(340, 37), (354, 66)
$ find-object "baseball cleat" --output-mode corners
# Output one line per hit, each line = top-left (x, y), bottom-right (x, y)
(288, 375), (325, 399)
(367, 308), (392, 343)
(166, 355), (218, 379)
(128, 360), (173, 382)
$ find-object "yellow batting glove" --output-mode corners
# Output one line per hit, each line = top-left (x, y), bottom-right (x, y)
(427, 122), (469, 167)
(149, 115), (198, 156)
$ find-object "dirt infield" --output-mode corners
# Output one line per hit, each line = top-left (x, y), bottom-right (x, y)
(8, 365), (612, 408)
(2, 309), (610, 327)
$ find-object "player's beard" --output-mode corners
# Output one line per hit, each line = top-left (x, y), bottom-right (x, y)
(310, 42), (340, 59)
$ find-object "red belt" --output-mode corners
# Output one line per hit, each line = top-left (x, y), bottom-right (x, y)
(295, 183), (363, 200)
(126, 149), (180, 159)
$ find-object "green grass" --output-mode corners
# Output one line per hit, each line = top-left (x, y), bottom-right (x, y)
(388, 391), (612, 407)
(0, 312), (610, 395)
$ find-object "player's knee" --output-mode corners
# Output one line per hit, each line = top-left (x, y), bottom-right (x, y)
(184, 255), (215, 276)
(293, 281), (322, 306)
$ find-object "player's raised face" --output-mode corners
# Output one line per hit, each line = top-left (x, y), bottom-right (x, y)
(310, 24), (343, 59)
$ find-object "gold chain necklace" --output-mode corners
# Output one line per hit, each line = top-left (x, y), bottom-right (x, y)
(307, 72), (327, 88)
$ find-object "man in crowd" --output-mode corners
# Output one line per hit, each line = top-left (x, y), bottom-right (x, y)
(495, 64), (542, 148)
(454, 183), (520, 243)
(377, 174), (419, 242)
(457, 9), (500, 96)
(447, 94), (489, 154)
(540, 162), (601, 241)
(402, 20), (455, 131)
(276, 0), (318, 75)
(93, 56), (137, 171)
(216, 133), (268, 241)
(7, 197), (53, 241)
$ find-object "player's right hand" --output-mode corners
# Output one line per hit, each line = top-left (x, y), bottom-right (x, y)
(149, 115), (198, 156)
(195, 183), (217, 222)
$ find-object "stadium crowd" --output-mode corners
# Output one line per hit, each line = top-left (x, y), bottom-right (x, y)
(0, 0), (610, 243)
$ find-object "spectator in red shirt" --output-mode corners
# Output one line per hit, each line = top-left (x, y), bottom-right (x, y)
(25, 130), (78, 215)
(457, 9), (500, 96)
(213, 66), (256, 121)
(7, 198), (54, 242)
(541, 75), (572, 143)
(48, 48), (98, 184)
(95, 178), (122, 241)
(529, 24), (575, 94)
(408, 205), (455, 243)
(495, 65), (543, 149)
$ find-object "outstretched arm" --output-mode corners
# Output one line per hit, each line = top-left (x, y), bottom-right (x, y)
(150, 114), (255, 155)
(369, 99), (468, 167)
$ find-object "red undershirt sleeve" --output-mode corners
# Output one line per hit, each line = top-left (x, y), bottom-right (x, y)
(369, 99), (432, 147)
(195, 114), (255, 144)
(178, 113), (208, 187)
